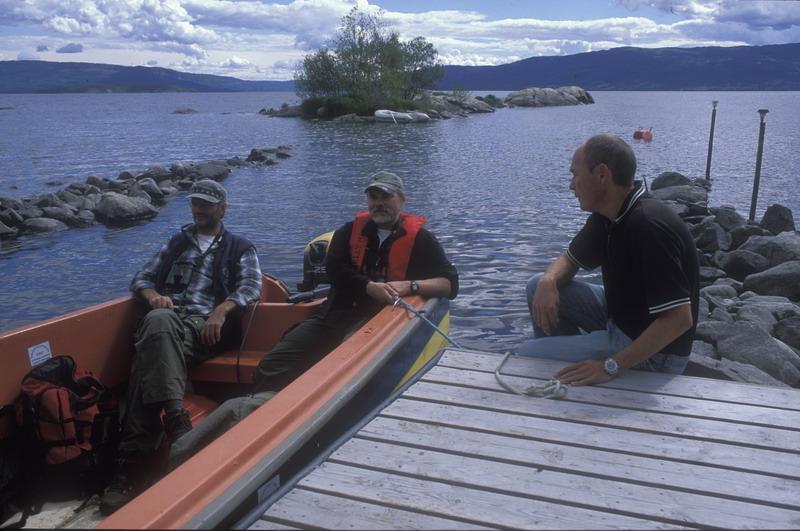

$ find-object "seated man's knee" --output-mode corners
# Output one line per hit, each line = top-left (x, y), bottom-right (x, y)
(138, 308), (182, 337)
(526, 273), (545, 307)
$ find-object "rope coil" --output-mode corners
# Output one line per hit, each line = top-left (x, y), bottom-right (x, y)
(494, 352), (568, 399)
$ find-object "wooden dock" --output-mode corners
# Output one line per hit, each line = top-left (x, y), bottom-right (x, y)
(248, 349), (800, 529)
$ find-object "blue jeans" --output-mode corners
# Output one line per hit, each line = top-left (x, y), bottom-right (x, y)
(517, 274), (688, 374)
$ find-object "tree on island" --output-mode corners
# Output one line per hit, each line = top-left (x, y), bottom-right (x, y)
(294, 8), (443, 118)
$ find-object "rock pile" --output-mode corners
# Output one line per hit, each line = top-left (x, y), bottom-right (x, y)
(651, 171), (800, 388)
(504, 86), (594, 107)
(0, 146), (291, 238)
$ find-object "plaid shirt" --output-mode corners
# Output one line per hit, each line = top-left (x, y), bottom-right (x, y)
(130, 226), (262, 316)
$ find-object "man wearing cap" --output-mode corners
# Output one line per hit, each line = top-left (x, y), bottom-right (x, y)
(100, 179), (262, 514)
(519, 134), (699, 385)
(253, 170), (458, 393)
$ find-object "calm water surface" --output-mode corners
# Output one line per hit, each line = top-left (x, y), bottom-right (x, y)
(1, 91), (798, 352)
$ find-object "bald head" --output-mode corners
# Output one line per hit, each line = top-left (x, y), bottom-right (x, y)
(582, 134), (637, 187)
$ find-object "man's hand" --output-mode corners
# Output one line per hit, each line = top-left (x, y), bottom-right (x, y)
(366, 281), (399, 305)
(201, 306), (228, 346)
(532, 277), (560, 335)
(554, 360), (612, 386)
(141, 288), (174, 310)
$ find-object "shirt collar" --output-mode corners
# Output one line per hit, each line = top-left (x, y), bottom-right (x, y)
(614, 181), (646, 224)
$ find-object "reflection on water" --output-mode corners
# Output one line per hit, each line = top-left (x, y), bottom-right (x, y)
(1, 91), (798, 352)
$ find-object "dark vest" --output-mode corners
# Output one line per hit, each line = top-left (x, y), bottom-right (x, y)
(155, 224), (255, 307)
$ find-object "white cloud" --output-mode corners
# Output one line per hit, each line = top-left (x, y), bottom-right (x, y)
(0, 0), (797, 78)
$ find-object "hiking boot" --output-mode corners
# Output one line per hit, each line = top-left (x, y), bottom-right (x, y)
(163, 408), (192, 444)
(98, 460), (146, 516)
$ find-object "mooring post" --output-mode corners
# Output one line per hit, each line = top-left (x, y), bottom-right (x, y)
(705, 100), (718, 180)
(749, 109), (769, 223)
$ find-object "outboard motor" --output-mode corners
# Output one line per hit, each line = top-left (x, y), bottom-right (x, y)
(297, 231), (333, 292)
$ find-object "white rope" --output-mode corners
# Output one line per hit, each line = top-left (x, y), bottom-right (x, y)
(494, 352), (568, 399)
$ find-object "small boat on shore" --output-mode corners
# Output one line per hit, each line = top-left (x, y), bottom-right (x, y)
(0, 275), (451, 528)
(374, 110), (430, 123)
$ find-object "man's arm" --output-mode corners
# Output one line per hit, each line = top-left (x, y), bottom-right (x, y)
(371, 277), (452, 305)
(554, 304), (694, 385)
(532, 254), (579, 336)
(131, 242), (174, 309)
(202, 247), (262, 346)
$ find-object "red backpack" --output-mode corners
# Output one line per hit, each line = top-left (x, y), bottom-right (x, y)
(16, 355), (119, 497)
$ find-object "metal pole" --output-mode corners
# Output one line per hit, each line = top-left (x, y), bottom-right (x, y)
(749, 109), (769, 223)
(704, 100), (718, 180)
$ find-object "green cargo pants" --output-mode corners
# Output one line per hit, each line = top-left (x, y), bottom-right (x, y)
(120, 308), (213, 457)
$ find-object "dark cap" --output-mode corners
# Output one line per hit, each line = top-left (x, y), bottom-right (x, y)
(364, 170), (404, 195)
(188, 179), (227, 204)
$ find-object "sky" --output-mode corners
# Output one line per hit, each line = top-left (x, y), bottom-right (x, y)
(1, 0), (799, 80)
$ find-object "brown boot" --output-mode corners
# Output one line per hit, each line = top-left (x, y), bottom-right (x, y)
(98, 457), (148, 516)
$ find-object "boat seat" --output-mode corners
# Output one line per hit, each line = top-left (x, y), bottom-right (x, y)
(183, 392), (219, 426)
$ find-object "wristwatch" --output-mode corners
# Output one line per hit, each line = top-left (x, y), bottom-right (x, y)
(603, 357), (619, 376)
(409, 281), (420, 295)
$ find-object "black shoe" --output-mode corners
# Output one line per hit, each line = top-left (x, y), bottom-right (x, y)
(164, 408), (193, 444)
(98, 461), (146, 516)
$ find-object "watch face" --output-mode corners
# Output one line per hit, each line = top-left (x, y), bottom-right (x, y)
(604, 358), (618, 375)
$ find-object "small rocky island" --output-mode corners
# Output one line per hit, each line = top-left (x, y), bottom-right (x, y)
(260, 86), (595, 122)
(0, 146), (291, 239)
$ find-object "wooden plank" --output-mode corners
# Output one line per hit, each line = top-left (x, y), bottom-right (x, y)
(439, 349), (800, 409)
(422, 365), (800, 430)
(380, 398), (799, 478)
(328, 438), (800, 529)
(249, 519), (299, 530)
(402, 380), (800, 452)
(358, 416), (800, 509)
(262, 488), (490, 530)
(297, 462), (684, 530)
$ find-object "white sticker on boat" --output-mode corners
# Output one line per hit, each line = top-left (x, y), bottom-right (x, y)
(28, 341), (53, 366)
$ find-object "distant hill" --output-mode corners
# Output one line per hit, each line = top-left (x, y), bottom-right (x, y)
(437, 43), (800, 91)
(2, 43), (799, 93)
(0, 60), (294, 93)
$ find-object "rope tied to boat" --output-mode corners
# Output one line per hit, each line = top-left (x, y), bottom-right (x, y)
(392, 296), (464, 349)
(494, 352), (568, 399)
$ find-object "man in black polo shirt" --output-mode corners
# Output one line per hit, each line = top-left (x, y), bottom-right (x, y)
(519, 134), (699, 385)
(253, 170), (459, 392)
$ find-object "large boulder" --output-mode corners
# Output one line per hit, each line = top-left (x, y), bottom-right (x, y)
(760, 204), (795, 235)
(735, 305), (777, 334)
(699, 266), (727, 287)
(694, 221), (731, 253)
(651, 171), (690, 191)
(693, 320), (738, 345)
(504, 86), (593, 107)
(729, 224), (771, 250)
(136, 166), (173, 183)
(0, 207), (24, 228)
(0, 220), (18, 239)
(94, 192), (158, 226)
(714, 249), (770, 281)
(738, 232), (800, 267)
(716, 323), (800, 385)
(136, 178), (165, 203)
(743, 261), (800, 300)
(687, 353), (789, 387)
(22, 217), (68, 233)
(711, 205), (747, 232)
(650, 185), (708, 204)
(773, 317), (800, 351)
(186, 161), (231, 181)
(40, 206), (81, 227)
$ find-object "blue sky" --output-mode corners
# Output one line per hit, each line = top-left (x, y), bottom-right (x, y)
(1, 0), (798, 80)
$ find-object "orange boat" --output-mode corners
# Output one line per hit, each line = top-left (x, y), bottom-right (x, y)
(633, 128), (653, 141)
(0, 275), (452, 528)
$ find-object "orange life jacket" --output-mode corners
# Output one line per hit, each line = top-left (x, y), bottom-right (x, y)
(349, 211), (426, 281)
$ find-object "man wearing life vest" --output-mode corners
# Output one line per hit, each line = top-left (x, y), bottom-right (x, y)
(253, 170), (458, 392)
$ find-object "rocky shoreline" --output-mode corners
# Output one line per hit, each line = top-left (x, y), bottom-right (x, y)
(650, 171), (799, 388)
(260, 86), (594, 121)
(0, 146), (291, 239)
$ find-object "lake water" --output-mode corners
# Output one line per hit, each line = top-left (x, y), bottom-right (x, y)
(1, 91), (798, 352)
